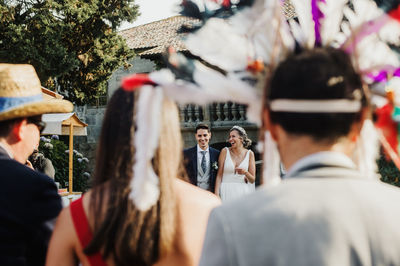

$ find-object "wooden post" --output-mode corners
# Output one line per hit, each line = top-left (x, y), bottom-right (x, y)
(69, 124), (74, 195)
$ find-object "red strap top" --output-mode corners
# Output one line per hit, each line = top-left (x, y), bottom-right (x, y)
(70, 197), (108, 266)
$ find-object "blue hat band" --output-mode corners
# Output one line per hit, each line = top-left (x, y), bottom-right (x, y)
(0, 94), (43, 113)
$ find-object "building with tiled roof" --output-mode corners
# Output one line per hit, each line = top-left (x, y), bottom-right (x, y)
(119, 16), (198, 57)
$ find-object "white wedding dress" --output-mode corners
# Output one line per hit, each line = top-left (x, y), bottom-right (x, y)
(220, 148), (255, 202)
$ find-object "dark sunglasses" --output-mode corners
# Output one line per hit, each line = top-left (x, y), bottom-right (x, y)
(27, 117), (46, 134)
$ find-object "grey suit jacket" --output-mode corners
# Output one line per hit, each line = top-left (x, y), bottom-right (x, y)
(200, 152), (400, 266)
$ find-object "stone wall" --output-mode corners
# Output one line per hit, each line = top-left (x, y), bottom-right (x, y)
(107, 56), (156, 99)
(74, 105), (106, 173)
(73, 56), (156, 173)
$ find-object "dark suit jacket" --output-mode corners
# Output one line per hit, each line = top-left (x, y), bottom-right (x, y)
(183, 146), (220, 193)
(0, 147), (62, 266)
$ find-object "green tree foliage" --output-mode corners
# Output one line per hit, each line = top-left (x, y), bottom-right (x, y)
(0, 0), (138, 104)
(378, 154), (400, 187)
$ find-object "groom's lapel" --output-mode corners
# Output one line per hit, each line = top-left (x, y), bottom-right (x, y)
(191, 147), (198, 180)
(210, 148), (218, 165)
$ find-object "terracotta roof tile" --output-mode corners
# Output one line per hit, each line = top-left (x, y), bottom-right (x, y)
(119, 16), (199, 56)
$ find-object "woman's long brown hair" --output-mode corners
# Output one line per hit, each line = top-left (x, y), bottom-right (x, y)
(84, 88), (180, 265)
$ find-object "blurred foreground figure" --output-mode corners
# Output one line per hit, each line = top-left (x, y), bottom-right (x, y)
(200, 48), (400, 266)
(0, 64), (72, 265)
(47, 85), (220, 266)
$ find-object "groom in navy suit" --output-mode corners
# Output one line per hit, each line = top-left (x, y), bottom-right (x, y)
(184, 124), (220, 193)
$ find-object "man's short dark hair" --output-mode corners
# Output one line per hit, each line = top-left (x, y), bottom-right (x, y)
(267, 47), (366, 143)
(0, 118), (22, 138)
(195, 123), (210, 133)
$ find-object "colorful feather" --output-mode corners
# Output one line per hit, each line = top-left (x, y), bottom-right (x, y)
(122, 74), (156, 91)
(389, 5), (400, 22)
(368, 67), (400, 82)
(211, 0), (232, 8)
(339, 0), (400, 59)
(375, 103), (399, 158)
(373, 0), (400, 22)
(311, 0), (326, 46)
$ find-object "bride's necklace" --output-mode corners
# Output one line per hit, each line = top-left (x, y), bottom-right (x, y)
(230, 148), (246, 165)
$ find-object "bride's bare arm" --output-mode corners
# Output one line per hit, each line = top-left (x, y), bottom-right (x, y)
(214, 148), (227, 196)
(243, 151), (256, 184)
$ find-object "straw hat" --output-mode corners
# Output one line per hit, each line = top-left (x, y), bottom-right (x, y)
(0, 64), (73, 122)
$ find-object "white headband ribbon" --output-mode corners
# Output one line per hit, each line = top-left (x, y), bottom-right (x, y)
(129, 85), (163, 211)
(269, 99), (362, 113)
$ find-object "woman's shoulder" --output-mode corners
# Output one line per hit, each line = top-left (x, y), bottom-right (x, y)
(49, 201), (78, 251)
(220, 147), (228, 155)
(175, 179), (221, 207)
(248, 149), (255, 157)
(244, 148), (253, 155)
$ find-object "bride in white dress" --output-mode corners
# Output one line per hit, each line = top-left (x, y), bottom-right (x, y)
(214, 126), (256, 202)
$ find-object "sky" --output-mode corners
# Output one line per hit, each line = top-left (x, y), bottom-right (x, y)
(119, 0), (182, 30)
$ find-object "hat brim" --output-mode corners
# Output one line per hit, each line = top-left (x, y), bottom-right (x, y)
(0, 99), (74, 122)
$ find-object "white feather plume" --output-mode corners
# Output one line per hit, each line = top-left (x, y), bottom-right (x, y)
(332, 0), (400, 77)
(353, 119), (380, 180)
(379, 19), (400, 46)
(288, 18), (309, 46)
(229, 0), (294, 62)
(184, 0), (293, 73)
(129, 85), (163, 211)
(262, 131), (281, 186)
(289, 0), (315, 48)
(337, 0), (384, 49)
(356, 34), (400, 74)
(185, 18), (250, 71)
(319, 0), (348, 45)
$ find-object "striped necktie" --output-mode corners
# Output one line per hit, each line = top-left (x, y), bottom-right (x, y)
(201, 150), (207, 174)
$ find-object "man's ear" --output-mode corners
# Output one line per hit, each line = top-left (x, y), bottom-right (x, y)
(10, 119), (25, 142)
(349, 107), (369, 142)
(263, 109), (279, 142)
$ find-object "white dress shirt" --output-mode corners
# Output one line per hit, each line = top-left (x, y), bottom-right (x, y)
(197, 145), (211, 190)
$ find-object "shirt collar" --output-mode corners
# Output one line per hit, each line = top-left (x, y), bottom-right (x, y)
(285, 151), (356, 178)
(197, 145), (209, 154)
(0, 142), (14, 159)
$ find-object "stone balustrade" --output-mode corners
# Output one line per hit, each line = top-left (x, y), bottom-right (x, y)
(179, 102), (254, 128)
(179, 102), (259, 148)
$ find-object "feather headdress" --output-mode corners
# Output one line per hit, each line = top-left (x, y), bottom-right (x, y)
(124, 0), (400, 210)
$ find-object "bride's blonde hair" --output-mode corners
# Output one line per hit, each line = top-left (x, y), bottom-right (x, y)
(230, 125), (252, 148)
